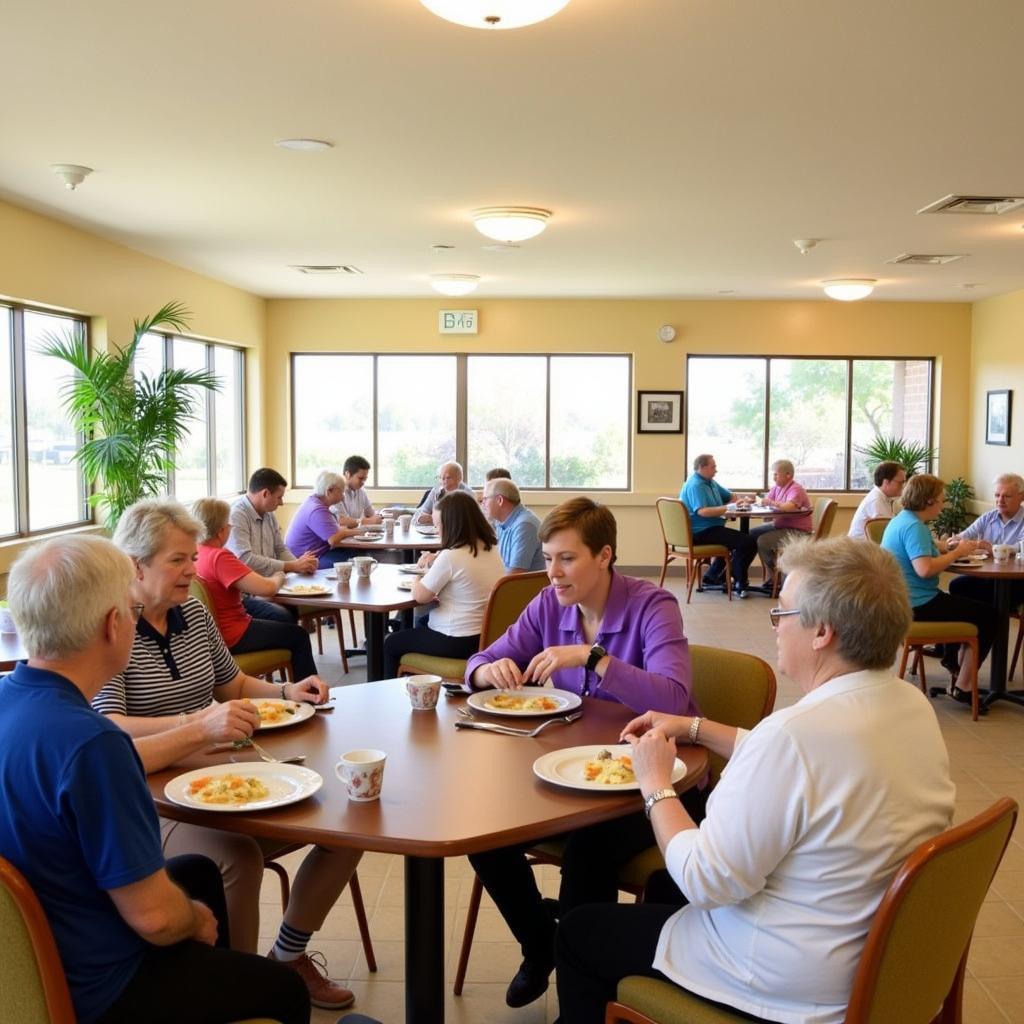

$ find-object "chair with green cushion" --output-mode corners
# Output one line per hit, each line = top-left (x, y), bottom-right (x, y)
(655, 497), (732, 602)
(606, 797), (1018, 1024)
(863, 516), (890, 545)
(397, 569), (549, 681)
(898, 621), (979, 721)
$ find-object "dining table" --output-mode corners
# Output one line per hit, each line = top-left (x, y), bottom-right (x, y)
(725, 504), (777, 535)
(948, 556), (1024, 710)
(148, 680), (708, 1024)
(336, 526), (442, 563)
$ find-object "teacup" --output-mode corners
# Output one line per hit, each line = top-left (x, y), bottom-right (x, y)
(993, 543), (1016, 563)
(335, 562), (353, 585)
(335, 748), (386, 801)
(405, 674), (442, 711)
(399, 514), (413, 531)
(383, 518), (395, 538)
(353, 556), (377, 579)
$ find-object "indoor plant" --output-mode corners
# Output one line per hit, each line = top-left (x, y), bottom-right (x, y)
(855, 434), (938, 478)
(933, 477), (975, 538)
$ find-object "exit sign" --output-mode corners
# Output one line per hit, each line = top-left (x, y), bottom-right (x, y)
(438, 310), (478, 334)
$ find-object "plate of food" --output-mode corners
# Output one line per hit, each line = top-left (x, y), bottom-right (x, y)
(164, 762), (323, 812)
(951, 554), (990, 567)
(279, 583), (330, 596)
(398, 564), (427, 575)
(416, 526), (439, 537)
(396, 578), (418, 591)
(245, 697), (316, 730)
(468, 687), (582, 717)
(533, 744), (686, 793)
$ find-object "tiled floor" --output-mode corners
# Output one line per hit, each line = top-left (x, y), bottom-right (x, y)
(266, 573), (1024, 1023)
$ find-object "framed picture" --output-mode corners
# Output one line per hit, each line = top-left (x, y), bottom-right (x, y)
(637, 390), (684, 434)
(986, 389), (1012, 446)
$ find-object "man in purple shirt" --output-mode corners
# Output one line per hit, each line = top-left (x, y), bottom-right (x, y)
(284, 470), (360, 568)
(464, 498), (701, 1009)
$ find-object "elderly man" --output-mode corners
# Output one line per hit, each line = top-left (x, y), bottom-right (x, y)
(286, 470), (361, 567)
(227, 467), (318, 623)
(331, 455), (382, 527)
(483, 478), (545, 572)
(416, 460), (476, 524)
(679, 453), (757, 597)
(848, 460), (906, 539)
(0, 536), (310, 1024)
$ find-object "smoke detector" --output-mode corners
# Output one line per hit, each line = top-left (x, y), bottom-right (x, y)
(51, 164), (93, 190)
(793, 239), (819, 255)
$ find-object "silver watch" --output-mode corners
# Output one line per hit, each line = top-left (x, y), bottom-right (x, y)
(643, 788), (677, 819)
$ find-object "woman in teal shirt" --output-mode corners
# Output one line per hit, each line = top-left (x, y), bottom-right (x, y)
(881, 473), (996, 696)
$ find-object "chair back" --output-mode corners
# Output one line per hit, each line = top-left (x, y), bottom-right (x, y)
(655, 497), (694, 551)
(846, 797), (1017, 1023)
(689, 645), (776, 786)
(863, 517), (889, 545)
(812, 497), (838, 541)
(189, 577), (213, 610)
(0, 856), (76, 1024)
(480, 571), (550, 647)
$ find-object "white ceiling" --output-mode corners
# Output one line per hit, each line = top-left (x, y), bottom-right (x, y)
(3, 0), (1024, 301)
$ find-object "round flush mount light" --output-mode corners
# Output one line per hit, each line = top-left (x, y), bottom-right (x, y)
(274, 139), (334, 151)
(51, 164), (93, 190)
(822, 278), (876, 301)
(419, 0), (570, 29)
(431, 274), (480, 296)
(472, 207), (551, 243)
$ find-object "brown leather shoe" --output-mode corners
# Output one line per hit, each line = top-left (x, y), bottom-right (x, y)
(268, 949), (355, 1009)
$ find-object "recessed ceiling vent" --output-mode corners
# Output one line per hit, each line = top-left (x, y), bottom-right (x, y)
(917, 194), (1024, 216)
(290, 265), (364, 275)
(887, 253), (966, 265)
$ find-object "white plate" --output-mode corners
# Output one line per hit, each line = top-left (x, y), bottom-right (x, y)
(416, 527), (439, 537)
(164, 762), (323, 813)
(279, 584), (330, 596)
(396, 578), (417, 591)
(533, 744), (686, 793)
(353, 533), (384, 542)
(251, 697), (316, 730)
(398, 564), (427, 575)
(468, 687), (582, 717)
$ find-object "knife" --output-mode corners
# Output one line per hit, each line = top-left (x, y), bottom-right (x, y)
(454, 720), (532, 737)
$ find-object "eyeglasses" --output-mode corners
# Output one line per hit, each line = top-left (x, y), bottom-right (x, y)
(480, 494), (495, 502)
(130, 603), (145, 622)
(769, 607), (801, 628)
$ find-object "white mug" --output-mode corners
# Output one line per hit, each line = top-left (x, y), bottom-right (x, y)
(335, 562), (353, 585)
(384, 518), (395, 538)
(993, 543), (1016, 563)
(405, 674), (442, 711)
(353, 556), (377, 579)
(399, 514), (413, 531)
(335, 748), (386, 801)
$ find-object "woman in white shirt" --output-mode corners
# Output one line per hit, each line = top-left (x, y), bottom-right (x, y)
(555, 536), (955, 1024)
(383, 490), (505, 677)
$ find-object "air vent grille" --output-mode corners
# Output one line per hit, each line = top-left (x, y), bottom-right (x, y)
(887, 253), (966, 266)
(290, 265), (364, 275)
(918, 194), (1024, 216)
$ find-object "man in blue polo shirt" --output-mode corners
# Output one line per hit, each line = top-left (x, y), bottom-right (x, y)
(679, 453), (758, 597)
(484, 477), (545, 572)
(0, 535), (310, 1024)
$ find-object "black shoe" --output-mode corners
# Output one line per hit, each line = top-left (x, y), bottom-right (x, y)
(506, 959), (553, 1008)
(735, 588), (747, 599)
(750, 582), (774, 595)
(922, 645), (943, 658)
(542, 896), (559, 923)
(701, 572), (725, 588)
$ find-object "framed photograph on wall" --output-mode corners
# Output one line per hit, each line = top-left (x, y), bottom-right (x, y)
(986, 389), (1012, 446)
(637, 390), (684, 434)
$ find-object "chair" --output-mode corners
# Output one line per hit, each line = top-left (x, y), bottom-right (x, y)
(863, 516), (890, 545)
(770, 496), (838, 597)
(397, 570), (549, 681)
(654, 497), (732, 603)
(453, 644), (776, 995)
(296, 606), (350, 674)
(899, 621), (980, 721)
(605, 796), (1018, 1024)
(1010, 609), (1024, 681)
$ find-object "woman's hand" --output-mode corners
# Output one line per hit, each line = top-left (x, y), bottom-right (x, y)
(480, 658), (525, 690)
(625, 729), (677, 795)
(287, 676), (329, 704)
(620, 710), (690, 743)
(417, 552), (437, 569)
(523, 644), (589, 685)
(197, 699), (260, 743)
(952, 538), (981, 556)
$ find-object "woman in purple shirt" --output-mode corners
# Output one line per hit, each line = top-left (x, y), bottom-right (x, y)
(464, 497), (701, 1009)
(284, 470), (360, 568)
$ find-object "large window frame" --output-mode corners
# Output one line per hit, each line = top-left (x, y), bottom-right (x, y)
(685, 354), (935, 492)
(290, 352), (634, 491)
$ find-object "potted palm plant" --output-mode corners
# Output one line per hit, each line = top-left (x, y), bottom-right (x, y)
(933, 477), (975, 538)
(42, 301), (220, 529)
(855, 434), (938, 478)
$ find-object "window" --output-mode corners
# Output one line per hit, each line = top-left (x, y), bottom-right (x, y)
(292, 353), (632, 489)
(0, 305), (89, 538)
(686, 355), (932, 491)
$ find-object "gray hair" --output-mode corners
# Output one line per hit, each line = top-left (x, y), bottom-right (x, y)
(439, 461), (464, 480)
(995, 473), (1024, 493)
(486, 478), (521, 504)
(314, 470), (343, 497)
(8, 535), (133, 660)
(113, 498), (202, 562)
(779, 535), (911, 670)
(191, 497), (230, 544)
(693, 453), (714, 472)
(772, 459), (795, 477)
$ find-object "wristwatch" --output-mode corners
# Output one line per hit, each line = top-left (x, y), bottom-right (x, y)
(643, 788), (678, 819)
(585, 644), (607, 673)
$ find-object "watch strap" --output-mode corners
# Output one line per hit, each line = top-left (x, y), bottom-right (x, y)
(643, 788), (678, 819)
(585, 644), (607, 673)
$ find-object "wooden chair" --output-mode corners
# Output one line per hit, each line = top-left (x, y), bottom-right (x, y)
(453, 645), (776, 995)
(605, 797), (1018, 1024)
(655, 497), (732, 603)
(899, 621), (980, 721)
(1011, 610), (1024, 681)
(769, 496), (838, 597)
(863, 516), (890, 544)
(296, 606), (350, 674)
(397, 570), (549, 681)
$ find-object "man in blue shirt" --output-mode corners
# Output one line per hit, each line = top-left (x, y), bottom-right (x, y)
(679, 453), (758, 596)
(0, 535), (310, 1024)
(484, 477), (546, 572)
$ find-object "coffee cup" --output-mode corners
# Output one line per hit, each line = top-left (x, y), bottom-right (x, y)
(399, 514), (413, 531)
(384, 518), (395, 539)
(405, 674), (442, 711)
(335, 749), (386, 801)
(993, 543), (1015, 563)
(353, 556), (377, 579)
(335, 562), (353, 585)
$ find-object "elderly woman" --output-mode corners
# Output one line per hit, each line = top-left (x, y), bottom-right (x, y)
(881, 473), (997, 696)
(464, 497), (700, 1008)
(91, 499), (361, 1012)
(749, 458), (812, 592)
(555, 536), (955, 1023)
(284, 470), (360, 568)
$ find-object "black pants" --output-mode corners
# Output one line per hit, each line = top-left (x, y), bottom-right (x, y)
(693, 526), (757, 589)
(242, 594), (297, 624)
(382, 624), (479, 678)
(913, 590), (1000, 669)
(98, 855), (309, 1024)
(231, 616), (318, 680)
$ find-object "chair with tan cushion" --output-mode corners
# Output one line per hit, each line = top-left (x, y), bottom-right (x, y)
(605, 797), (1018, 1024)
(898, 621), (979, 721)
(655, 497), (732, 602)
(770, 496), (839, 597)
(863, 516), (890, 545)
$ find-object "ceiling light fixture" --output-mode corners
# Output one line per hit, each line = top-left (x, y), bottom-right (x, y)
(473, 207), (551, 243)
(822, 279), (876, 301)
(51, 164), (93, 190)
(419, 0), (570, 29)
(431, 274), (479, 296)
(274, 139), (334, 151)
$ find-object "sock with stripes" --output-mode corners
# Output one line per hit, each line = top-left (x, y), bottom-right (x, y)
(271, 921), (312, 962)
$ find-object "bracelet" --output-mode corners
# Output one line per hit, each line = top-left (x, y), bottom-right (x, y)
(280, 684), (287, 700)
(688, 716), (703, 745)
(178, 711), (187, 728)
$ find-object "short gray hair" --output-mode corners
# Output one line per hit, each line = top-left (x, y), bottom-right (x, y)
(314, 470), (343, 497)
(772, 459), (795, 477)
(191, 497), (230, 544)
(8, 535), (133, 660)
(995, 473), (1024, 493)
(439, 461), (464, 480)
(487, 478), (521, 504)
(114, 498), (202, 562)
(693, 453), (714, 472)
(779, 535), (911, 670)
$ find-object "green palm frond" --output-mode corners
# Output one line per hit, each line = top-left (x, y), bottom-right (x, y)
(854, 434), (939, 477)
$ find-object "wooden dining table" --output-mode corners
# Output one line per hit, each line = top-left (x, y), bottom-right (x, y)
(148, 680), (708, 1024)
(336, 526), (442, 563)
(725, 505), (777, 535)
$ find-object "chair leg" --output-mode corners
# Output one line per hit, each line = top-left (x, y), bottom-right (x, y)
(314, 615), (325, 655)
(724, 552), (732, 601)
(658, 548), (668, 588)
(330, 610), (349, 674)
(967, 638), (979, 722)
(347, 610), (359, 649)
(1011, 617), (1023, 682)
(897, 641), (913, 684)
(348, 871), (377, 972)
(453, 872), (484, 996)
(265, 859), (291, 910)
(685, 557), (698, 604)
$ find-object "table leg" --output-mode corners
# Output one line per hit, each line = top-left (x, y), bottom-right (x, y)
(405, 855), (445, 1024)
(982, 580), (1021, 709)
(365, 611), (386, 681)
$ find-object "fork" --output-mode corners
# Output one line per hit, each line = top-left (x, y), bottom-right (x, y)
(232, 737), (306, 765)
(457, 711), (583, 737)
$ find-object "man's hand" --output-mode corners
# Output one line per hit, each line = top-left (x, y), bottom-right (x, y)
(288, 676), (330, 704)
(523, 644), (589, 685)
(285, 551), (318, 575)
(336, 513), (360, 529)
(625, 729), (677, 795)
(620, 710), (690, 743)
(953, 538), (981, 557)
(197, 700), (260, 743)
(479, 658), (525, 690)
(191, 900), (219, 946)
